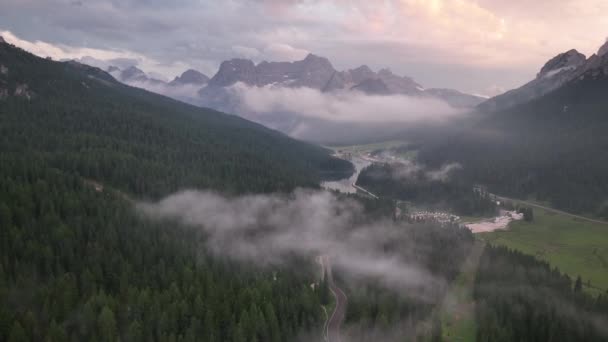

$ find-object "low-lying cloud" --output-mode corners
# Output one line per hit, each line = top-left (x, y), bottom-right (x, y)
(137, 189), (446, 298)
(231, 83), (461, 123)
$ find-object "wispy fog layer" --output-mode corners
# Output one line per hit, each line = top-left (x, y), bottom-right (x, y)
(231, 83), (462, 123)
(425, 162), (463, 181)
(377, 160), (463, 182)
(137, 189), (444, 298)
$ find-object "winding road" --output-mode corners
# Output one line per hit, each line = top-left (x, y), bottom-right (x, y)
(321, 256), (348, 342)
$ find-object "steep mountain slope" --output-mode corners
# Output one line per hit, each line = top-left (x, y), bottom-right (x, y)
(478, 49), (587, 112)
(478, 40), (608, 113)
(419, 45), (608, 214)
(0, 39), (351, 198)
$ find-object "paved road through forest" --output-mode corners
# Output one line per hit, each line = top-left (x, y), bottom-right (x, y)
(322, 256), (348, 342)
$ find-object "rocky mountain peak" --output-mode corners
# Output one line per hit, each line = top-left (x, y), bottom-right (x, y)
(0, 36), (5, 44)
(300, 53), (334, 71)
(537, 49), (586, 78)
(598, 39), (608, 57)
(349, 65), (376, 84)
(351, 78), (389, 95)
(378, 68), (394, 77)
(303, 53), (326, 63)
(170, 69), (209, 86)
(121, 66), (147, 81)
(352, 65), (372, 73)
(208, 59), (257, 87)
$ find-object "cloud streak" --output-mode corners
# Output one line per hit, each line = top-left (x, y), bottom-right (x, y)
(233, 83), (461, 123)
(137, 189), (449, 298)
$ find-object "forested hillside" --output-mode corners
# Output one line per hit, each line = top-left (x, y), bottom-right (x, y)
(475, 245), (608, 341)
(343, 223), (474, 341)
(356, 163), (497, 217)
(0, 41), (352, 198)
(419, 75), (608, 215)
(0, 40), (349, 341)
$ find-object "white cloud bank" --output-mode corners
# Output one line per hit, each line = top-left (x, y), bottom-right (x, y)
(230, 83), (462, 124)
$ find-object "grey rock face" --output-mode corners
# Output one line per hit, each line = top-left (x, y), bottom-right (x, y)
(351, 78), (390, 95)
(208, 59), (257, 87)
(210, 53), (337, 89)
(598, 39), (608, 57)
(537, 49), (586, 78)
(206, 54), (427, 96)
(0, 36), (5, 44)
(376, 69), (423, 95)
(120, 66), (148, 82)
(349, 65), (377, 84)
(170, 69), (209, 86)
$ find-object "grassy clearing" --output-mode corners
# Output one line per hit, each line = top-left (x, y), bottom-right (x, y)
(440, 239), (485, 342)
(480, 209), (608, 295)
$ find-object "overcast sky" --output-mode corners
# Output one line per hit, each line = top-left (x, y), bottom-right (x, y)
(1, 0), (607, 95)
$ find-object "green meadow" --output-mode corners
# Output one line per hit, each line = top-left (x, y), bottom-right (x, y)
(480, 209), (608, 294)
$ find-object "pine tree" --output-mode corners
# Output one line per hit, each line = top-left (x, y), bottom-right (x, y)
(97, 306), (117, 342)
(8, 321), (27, 342)
(574, 276), (583, 293)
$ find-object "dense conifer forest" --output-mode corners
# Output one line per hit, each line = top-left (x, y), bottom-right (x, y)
(356, 163), (498, 217)
(343, 223), (474, 341)
(0, 41), (346, 341)
(475, 245), (608, 341)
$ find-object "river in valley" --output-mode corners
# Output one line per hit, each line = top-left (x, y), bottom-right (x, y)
(321, 156), (372, 194)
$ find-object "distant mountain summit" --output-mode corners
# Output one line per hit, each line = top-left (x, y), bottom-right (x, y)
(598, 39), (608, 57)
(478, 49), (587, 112)
(479, 39), (608, 112)
(169, 69), (209, 86)
(537, 49), (586, 78)
(208, 58), (257, 87)
(120, 66), (148, 82)
(350, 78), (390, 95)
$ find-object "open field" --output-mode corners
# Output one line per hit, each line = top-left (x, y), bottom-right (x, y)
(480, 209), (608, 294)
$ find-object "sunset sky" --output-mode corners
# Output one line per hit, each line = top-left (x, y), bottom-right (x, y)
(1, 0), (607, 96)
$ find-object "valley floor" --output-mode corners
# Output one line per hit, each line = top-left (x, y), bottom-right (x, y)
(480, 208), (608, 295)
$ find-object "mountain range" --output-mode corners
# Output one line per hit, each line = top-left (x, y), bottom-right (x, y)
(107, 53), (486, 108)
(103, 53), (486, 142)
